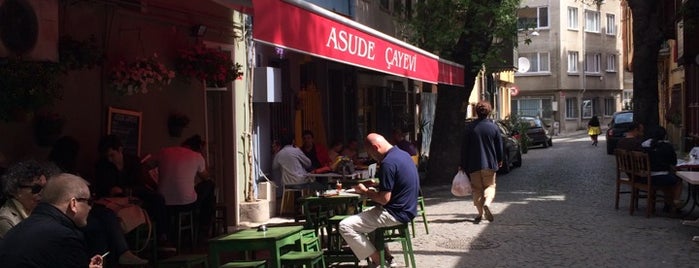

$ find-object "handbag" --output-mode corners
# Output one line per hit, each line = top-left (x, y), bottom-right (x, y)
(451, 171), (472, 197)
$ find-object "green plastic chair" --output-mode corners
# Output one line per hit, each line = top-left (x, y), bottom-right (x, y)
(373, 224), (416, 268)
(158, 254), (208, 268)
(280, 229), (326, 268)
(410, 195), (429, 237)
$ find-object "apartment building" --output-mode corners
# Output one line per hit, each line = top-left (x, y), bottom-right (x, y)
(514, 0), (627, 134)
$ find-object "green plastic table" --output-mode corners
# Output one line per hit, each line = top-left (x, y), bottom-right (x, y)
(208, 225), (304, 268)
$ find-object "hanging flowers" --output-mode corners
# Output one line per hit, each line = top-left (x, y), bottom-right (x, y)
(110, 54), (175, 95)
(176, 44), (243, 88)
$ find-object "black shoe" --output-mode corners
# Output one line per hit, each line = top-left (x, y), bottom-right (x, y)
(484, 206), (494, 222)
(473, 216), (482, 224)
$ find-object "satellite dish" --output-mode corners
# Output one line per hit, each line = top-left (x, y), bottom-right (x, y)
(517, 57), (530, 73)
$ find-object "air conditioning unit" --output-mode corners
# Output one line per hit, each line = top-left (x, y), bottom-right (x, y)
(253, 67), (281, 102)
(0, 0), (59, 62)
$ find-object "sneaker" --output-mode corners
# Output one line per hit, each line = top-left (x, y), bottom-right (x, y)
(386, 256), (398, 267)
(483, 205), (494, 222)
(118, 251), (148, 265)
(473, 216), (482, 224)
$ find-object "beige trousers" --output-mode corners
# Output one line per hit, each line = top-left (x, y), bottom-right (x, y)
(469, 169), (497, 217)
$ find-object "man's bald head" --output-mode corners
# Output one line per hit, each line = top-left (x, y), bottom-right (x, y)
(365, 133), (393, 161)
(42, 173), (90, 206)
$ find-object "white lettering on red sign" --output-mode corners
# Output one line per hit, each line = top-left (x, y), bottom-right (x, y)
(385, 47), (416, 72)
(326, 27), (376, 60)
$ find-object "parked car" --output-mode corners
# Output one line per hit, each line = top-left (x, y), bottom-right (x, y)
(606, 111), (634, 154)
(495, 121), (523, 174)
(520, 116), (553, 148)
(464, 119), (522, 174)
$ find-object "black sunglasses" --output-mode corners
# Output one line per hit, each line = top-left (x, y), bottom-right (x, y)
(19, 184), (43, 194)
(74, 197), (94, 206)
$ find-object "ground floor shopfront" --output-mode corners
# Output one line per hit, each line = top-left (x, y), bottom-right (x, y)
(512, 89), (623, 135)
(247, 0), (464, 216)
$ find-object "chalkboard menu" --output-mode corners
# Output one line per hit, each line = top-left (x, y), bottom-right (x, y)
(107, 107), (142, 156)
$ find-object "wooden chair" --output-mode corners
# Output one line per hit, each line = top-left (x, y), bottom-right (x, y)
(614, 149), (634, 213)
(629, 151), (670, 217)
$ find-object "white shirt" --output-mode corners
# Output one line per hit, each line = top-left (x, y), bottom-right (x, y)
(273, 145), (311, 186)
(155, 146), (206, 205)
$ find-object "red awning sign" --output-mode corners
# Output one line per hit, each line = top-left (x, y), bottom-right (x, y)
(253, 0), (464, 86)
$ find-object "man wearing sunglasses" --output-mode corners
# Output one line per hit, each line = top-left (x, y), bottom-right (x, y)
(0, 160), (59, 238)
(0, 173), (104, 268)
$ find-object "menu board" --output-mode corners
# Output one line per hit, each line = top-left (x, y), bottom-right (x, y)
(107, 107), (142, 156)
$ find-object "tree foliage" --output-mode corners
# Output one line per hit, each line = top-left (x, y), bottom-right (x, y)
(402, 0), (521, 184)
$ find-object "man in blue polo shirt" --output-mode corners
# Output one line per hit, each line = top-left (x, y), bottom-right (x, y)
(339, 133), (419, 268)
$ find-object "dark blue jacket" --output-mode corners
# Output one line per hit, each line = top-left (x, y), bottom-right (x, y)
(460, 118), (503, 174)
(0, 202), (91, 268)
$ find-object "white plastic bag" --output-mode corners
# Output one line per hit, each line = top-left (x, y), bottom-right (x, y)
(451, 171), (472, 196)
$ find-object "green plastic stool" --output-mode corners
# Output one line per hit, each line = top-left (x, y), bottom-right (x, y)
(218, 260), (267, 268)
(374, 224), (416, 268)
(159, 254), (209, 268)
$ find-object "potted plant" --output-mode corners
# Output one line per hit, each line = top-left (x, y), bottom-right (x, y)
(110, 54), (175, 95)
(167, 112), (190, 137)
(58, 35), (104, 71)
(176, 44), (243, 89)
(33, 111), (66, 147)
(0, 58), (62, 122)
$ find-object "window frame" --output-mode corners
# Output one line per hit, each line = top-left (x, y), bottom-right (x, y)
(567, 51), (579, 73)
(606, 54), (617, 72)
(606, 13), (616, 35)
(604, 98), (615, 116)
(565, 98), (579, 119)
(584, 53), (601, 74)
(518, 6), (550, 30)
(568, 7), (579, 30)
(519, 52), (551, 73)
(585, 10), (600, 33)
(582, 99), (594, 119)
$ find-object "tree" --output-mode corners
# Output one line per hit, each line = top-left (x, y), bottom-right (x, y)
(625, 0), (665, 128)
(403, 0), (521, 184)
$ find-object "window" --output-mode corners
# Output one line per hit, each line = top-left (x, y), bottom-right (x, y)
(566, 98), (578, 118)
(568, 51), (579, 73)
(568, 7), (579, 30)
(585, 53), (601, 73)
(519, 52), (550, 73)
(518, 6), (549, 29)
(511, 98), (553, 119)
(606, 54), (617, 72)
(585, 10), (600, 32)
(582, 99), (593, 118)
(606, 14), (616, 35)
(604, 98), (615, 116)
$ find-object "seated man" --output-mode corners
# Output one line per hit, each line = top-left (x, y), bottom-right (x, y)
(273, 134), (325, 191)
(0, 173), (104, 268)
(339, 133), (419, 267)
(391, 128), (418, 156)
(301, 130), (332, 172)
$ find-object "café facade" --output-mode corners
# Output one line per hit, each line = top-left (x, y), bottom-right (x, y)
(0, 0), (468, 226)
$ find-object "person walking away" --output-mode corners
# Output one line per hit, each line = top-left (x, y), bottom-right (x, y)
(460, 101), (502, 223)
(587, 116), (601, 146)
(0, 173), (104, 268)
(339, 133), (419, 267)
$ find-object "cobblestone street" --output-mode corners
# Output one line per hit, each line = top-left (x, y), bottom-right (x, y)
(405, 131), (699, 267)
